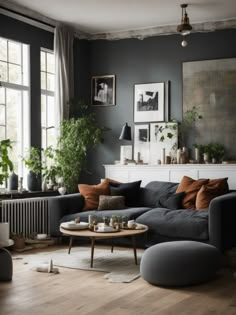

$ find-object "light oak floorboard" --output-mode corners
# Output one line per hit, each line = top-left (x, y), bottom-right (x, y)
(0, 245), (236, 315)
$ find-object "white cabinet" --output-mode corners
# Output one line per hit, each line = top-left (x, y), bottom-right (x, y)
(104, 164), (236, 189)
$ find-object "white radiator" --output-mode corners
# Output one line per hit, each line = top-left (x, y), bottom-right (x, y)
(1, 197), (50, 238)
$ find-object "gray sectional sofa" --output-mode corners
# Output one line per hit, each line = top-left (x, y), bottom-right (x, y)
(48, 181), (236, 252)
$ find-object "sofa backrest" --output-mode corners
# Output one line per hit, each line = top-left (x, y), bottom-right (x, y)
(138, 181), (179, 208)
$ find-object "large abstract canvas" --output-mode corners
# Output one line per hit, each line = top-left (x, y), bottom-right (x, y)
(183, 58), (236, 160)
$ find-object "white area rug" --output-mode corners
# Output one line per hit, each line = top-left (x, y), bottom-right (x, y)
(15, 247), (144, 283)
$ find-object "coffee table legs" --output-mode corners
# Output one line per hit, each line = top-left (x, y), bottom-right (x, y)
(90, 237), (95, 268)
(68, 237), (73, 254)
(132, 235), (138, 265)
(67, 235), (138, 267)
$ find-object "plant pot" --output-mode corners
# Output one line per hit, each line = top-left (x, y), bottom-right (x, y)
(13, 238), (25, 250)
(27, 172), (40, 191)
(58, 186), (66, 195)
(8, 172), (18, 190)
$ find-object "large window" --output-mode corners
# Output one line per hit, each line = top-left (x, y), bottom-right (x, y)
(40, 49), (56, 150)
(0, 37), (30, 182)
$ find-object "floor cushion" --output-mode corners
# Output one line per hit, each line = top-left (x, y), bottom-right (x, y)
(140, 241), (221, 286)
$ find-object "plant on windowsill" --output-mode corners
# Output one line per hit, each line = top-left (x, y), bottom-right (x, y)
(0, 139), (14, 188)
(55, 104), (105, 193)
(42, 146), (60, 190)
(22, 147), (42, 191)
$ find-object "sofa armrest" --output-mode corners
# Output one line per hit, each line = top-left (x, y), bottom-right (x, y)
(48, 193), (84, 236)
(208, 192), (236, 252)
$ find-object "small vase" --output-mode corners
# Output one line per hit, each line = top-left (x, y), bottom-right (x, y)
(41, 178), (47, 192)
(58, 186), (66, 195)
(8, 172), (18, 190)
(203, 153), (209, 164)
(27, 172), (40, 191)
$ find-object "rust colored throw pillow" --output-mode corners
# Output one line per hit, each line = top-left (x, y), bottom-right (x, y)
(97, 195), (126, 210)
(78, 179), (111, 211)
(176, 176), (209, 209)
(196, 178), (229, 210)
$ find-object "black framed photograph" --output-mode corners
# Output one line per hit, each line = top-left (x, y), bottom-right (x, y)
(91, 75), (115, 106)
(134, 82), (165, 122)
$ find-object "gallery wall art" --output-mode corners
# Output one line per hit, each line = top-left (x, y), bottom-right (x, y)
(134, 82), (164, 122)
(183, 58), (236, 159)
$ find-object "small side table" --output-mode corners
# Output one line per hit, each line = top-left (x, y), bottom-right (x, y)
(0, 239), (14, 281)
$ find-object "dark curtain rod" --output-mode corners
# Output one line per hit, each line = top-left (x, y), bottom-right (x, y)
(0, 5), (55, 28)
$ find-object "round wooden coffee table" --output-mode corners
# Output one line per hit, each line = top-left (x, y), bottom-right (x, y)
(60, 226), (148, 268)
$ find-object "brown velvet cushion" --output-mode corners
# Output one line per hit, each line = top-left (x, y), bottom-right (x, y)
(78, 179), (111, 211)
(176, 176), (209, 209)
(97, 195), (126, 210)
(196, 178), (229, 210)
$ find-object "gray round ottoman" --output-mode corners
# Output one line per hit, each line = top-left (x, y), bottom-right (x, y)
(140, 241), (221, 287)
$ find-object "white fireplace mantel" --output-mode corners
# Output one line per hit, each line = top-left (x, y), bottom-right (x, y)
(104, 164), (236, 189)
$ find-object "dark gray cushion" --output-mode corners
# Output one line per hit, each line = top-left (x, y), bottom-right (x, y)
(60, 207), (152, 224)
(109, 180), (142, 207)
(136, 208), (209, 240)
(159, 192), (185, 210)
(139, 181), (179, 208)
(140, 241), (221, 286)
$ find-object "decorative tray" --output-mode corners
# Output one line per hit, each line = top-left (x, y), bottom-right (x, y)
(60, 222), (89, 230)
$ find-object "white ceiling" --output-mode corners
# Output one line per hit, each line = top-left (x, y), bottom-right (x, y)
(1, 0), (236, 38)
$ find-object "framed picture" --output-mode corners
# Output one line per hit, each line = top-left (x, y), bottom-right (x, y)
(91, 75), (115, 106)
(134, 124), (150, 163)
(134, 82), (165, 122)
(149, 122), (178, 164)
(183, 58), (236, 159)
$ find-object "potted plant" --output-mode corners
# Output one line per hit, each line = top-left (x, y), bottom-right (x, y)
(207, 142), (225, 163)
(55, 105), (104, 193)
(23, 147), (42, 191)
(178, 106), (203, 148)
(0, 139), (14, 187)
(11, 232), (25, 250)
(42, 146), (59, 190)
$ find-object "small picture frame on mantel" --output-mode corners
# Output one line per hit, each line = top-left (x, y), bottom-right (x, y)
(91, 75), (116, 106)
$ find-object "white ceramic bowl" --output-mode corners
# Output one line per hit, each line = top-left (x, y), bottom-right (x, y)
(37, 234), (48, 240)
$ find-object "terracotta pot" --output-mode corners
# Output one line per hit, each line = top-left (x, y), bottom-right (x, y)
(13, 238), (25, 250)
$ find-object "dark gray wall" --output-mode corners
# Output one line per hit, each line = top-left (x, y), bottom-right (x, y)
(84, 29), (236, 183)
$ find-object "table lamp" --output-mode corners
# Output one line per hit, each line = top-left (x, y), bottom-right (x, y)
(119, 123), (132, 164)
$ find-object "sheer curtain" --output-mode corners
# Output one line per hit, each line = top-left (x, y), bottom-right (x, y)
(54, 25), (74, 134)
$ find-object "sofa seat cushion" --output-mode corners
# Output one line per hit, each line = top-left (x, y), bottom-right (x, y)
(136, 208), (209, 240)
(60, 207), (152, 225)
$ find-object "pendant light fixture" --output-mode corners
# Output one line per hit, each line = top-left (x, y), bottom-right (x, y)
(177, 4), (192, 47)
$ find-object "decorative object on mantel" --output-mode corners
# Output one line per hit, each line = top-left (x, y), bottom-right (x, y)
(134, 124), (149, 164)
(119, 123), (132, 165)
(177, 3), (192, 47)
(149, 122), (178, 165)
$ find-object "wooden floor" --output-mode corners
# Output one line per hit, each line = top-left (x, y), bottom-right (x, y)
(1, 245), (236, 315)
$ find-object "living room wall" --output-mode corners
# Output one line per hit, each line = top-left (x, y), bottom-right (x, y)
(80, 28), (236, 183)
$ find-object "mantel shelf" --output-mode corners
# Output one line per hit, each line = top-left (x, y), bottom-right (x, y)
(104, 164), (236, 189)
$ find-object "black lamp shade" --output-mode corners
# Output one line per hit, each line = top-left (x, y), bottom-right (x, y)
(119, 123), (131, 141)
